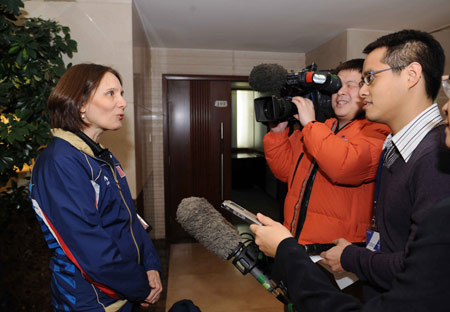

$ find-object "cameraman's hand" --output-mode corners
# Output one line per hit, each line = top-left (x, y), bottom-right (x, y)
(250, 213), (293, 258)
(269, 121), (288, 133)
(291, 96), (316, 127)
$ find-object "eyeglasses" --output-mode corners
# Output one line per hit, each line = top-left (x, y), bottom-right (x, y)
(442, 79), (450, 99)
(359, 66), (406, 88)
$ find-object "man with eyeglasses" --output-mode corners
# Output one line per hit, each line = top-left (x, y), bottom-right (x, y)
(317, 29), (450, 300)
(249, 30), (450, 311)
(250, 77), (450, 312)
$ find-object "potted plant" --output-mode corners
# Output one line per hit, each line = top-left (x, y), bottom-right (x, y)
(0, 0), (77, 221)
(0, 0), (77, 309)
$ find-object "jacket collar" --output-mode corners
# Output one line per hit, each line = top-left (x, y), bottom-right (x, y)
(51, 128), (103, 158)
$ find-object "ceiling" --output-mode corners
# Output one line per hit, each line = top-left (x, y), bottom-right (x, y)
(134, 0), (450, 54)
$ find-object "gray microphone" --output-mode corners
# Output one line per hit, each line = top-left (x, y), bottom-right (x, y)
(176, 196), (241, 260)
(176, 197), (291, 306)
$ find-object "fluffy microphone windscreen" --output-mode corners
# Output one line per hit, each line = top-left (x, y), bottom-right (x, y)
(248, 63), (287, 92)
(176, 197), (242, 260)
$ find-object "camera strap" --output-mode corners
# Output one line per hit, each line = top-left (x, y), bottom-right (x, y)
(290, 153), (304, 189)
(293, 120), (338, 240)
(294, 162), (319, 240)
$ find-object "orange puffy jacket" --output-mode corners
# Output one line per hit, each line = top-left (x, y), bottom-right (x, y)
(264, 118), (390, 244)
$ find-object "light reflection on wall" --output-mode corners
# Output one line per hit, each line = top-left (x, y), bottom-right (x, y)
(232, 90), (266, 152)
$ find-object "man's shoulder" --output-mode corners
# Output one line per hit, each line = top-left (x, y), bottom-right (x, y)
(408, 125), (450, 174)
(413, 125), (447, 156)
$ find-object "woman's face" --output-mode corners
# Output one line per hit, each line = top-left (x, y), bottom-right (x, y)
(81, 72), (127, 140)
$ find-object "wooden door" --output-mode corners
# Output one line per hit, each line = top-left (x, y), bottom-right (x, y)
(163, 75), (246, 242)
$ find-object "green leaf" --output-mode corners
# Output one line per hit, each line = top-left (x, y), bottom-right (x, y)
(22, 48), (28, 60)
(27, 48), (37, 59)
(7, 133), (17, 144)
(15, 52), (23, 66)
(8, 45), (20, 54)
(3, 0), (24, 16)
(18, 108), (32, 120)
(53, 66), (66, 77)
(0, 156), (15, 168)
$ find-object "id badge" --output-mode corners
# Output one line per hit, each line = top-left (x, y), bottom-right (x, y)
(366, 230), (380, 251)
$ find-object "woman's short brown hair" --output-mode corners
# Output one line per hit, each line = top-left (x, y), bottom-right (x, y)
(48, 63), (122, 132)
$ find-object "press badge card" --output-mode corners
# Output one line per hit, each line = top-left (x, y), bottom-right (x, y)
(366, 230), (381, 251)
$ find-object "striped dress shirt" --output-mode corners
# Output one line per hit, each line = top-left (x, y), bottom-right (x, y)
(383, 104), (443, 167)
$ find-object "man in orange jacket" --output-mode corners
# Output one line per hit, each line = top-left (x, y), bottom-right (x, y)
(264, 59), (390, 245)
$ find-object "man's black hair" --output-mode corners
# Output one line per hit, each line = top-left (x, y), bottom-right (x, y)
(334, 58), (365, 74)
(363, 29), (445, 100)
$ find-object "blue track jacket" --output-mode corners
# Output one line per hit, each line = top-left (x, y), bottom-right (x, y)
(30, 129), (161, 312)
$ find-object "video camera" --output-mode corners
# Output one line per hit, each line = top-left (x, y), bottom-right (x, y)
(249, 63), (342, 123)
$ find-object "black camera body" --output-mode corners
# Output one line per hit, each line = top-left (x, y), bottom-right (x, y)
(250, 64), (342, 123)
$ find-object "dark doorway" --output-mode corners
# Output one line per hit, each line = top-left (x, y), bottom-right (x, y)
(163, 74), (246, 242)
(163, 75), (284, 243)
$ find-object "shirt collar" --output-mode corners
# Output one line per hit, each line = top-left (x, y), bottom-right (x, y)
(387, 104), (443, 163)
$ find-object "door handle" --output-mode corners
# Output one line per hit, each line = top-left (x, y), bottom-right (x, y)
(220, 122), (224, 201)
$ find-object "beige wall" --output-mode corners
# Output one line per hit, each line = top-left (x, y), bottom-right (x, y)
(434, 28), (450, 106)
(436, 28), (450, 75)
(346, 29), (392, 60)
(305, 31), (348, 70)
(23, 0), (138, 198)
(132, 2), (158, 236)
(306, 29), (391, 70)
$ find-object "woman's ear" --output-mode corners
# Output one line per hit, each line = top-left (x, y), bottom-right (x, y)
(80, 105), (86, 119)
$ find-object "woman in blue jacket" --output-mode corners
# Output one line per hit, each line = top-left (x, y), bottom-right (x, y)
(30, 64), (162, 311)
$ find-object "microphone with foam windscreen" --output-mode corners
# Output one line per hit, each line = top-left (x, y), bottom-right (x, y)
(248, 63), (288, 94)
(176, 197), (241, 260)
(176, 197), (292, 306)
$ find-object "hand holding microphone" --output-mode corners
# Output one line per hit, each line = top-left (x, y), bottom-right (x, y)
(250, 213), (293, 258)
